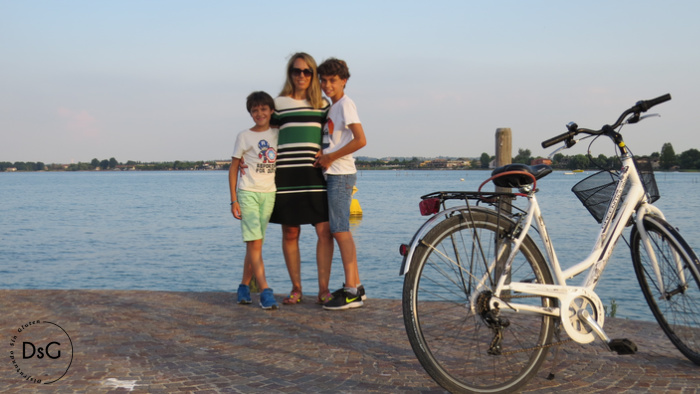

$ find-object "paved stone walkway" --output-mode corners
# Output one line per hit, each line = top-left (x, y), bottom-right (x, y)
(1, 290), (698, 393)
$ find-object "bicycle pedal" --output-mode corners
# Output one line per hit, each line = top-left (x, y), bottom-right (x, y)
(608, 338), (637, 355)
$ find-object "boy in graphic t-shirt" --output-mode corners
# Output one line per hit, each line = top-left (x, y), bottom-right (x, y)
(229, 91), (279, 310)
(315, 58), (368, 310)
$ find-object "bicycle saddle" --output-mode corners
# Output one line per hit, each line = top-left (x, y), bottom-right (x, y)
(491, 164), (553, 188)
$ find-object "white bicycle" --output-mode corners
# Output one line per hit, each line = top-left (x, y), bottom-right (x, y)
(399, 94), (700, 393)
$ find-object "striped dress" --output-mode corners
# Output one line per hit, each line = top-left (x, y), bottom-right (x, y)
(269, 96), (330, 225)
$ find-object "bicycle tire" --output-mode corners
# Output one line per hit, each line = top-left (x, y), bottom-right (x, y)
(402, 209), (555, 393)
(631, 215), (700, 365)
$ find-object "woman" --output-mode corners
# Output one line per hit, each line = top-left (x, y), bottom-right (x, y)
(270, 52), (333, 305)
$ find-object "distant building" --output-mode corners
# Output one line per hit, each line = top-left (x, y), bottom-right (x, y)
(531, 158), (552, 166)
(447, 159), (471, 168)
(214, 161), (230, 169)
(420, 159), (447, 168)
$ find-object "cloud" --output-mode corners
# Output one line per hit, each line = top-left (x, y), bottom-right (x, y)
(57, 107), (100, 138)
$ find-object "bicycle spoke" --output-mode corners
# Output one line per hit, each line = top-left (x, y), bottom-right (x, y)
(632, 216), (700, 365)
(403, 212), (555, 393)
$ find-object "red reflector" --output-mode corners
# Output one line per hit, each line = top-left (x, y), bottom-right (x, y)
(419, 198), (441, 216)
(399, 244), (408, 256)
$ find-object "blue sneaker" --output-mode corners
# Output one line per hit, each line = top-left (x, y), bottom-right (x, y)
(237, 284), (251, 304)
(260, 288), (278, 310)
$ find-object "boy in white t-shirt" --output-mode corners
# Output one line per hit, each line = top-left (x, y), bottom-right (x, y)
(315, 58), (368, 310)
(229, 91), (279, 310)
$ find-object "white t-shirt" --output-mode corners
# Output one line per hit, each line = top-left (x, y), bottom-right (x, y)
(232, 128), (278, 192)
(322, 95), (361, 175)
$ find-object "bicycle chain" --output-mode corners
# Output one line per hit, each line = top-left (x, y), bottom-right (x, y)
(495, 295), (575, 356)
(499, 337), (574, 356)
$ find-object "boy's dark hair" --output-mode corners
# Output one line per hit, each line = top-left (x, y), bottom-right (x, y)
(317, 58), (351, 80)
(246, 91), (275, 113)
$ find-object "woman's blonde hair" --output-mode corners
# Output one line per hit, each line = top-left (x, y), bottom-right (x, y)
(279, 52), (325, 109)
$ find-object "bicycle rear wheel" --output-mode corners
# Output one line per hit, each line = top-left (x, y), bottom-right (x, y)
(402, 209), (555, 393)
(631, 215), (700, 365)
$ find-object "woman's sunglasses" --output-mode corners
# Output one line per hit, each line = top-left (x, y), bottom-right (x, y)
(290, 67), (313, 77)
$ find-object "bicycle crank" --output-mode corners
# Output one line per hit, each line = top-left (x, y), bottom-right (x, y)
(560, 291), (606, 344)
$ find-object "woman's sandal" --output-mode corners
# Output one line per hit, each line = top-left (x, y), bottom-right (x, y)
(283, 291), (302, 305)
(316, 291), (333, 305)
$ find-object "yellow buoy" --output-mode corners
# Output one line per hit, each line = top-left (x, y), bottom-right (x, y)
(350, 186), (363, 216)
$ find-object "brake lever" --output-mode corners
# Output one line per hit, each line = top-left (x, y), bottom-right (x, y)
(547, 138), (580, 159)
(626, 112), (641, 124)
(638, 113), (661, 121)
(625, 112), (660, 125)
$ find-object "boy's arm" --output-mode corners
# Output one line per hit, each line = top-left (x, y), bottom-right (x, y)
(228, 157), (242, 220)
(315, 123), (367, 170)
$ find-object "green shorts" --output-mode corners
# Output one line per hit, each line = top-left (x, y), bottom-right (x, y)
(239, 190), (276, 242)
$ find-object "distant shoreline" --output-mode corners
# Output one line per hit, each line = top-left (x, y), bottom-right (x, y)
(4, 167), (698, 173)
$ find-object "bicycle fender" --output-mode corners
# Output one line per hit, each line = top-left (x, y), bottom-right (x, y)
(399, 206), (499, 276)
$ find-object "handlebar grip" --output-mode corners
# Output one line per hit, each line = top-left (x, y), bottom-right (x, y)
(636, 93), (671, 112)
(541, 131), (575, 148)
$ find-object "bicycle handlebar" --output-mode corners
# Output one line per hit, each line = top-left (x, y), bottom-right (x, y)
(541, 130), (577, 149)
(634, 93), (671, 113)
(541, 93), (672, 149)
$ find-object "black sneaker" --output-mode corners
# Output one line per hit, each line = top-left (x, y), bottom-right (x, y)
(331, 284), (367, 301)
(323, 289), (364, 310)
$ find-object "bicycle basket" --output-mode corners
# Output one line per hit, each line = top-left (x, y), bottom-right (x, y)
(571, 159), (659, 224)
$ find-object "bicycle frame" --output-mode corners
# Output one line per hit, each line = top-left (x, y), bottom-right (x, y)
(493, 153), (657, 312)
(400, 151), (674, 343)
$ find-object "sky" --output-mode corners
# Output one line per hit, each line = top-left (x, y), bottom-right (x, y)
(2, 1), (699, 164)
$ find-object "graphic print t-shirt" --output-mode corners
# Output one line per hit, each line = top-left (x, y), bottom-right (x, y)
(322, 95), (361, 175)
(232, 128), (278, 192)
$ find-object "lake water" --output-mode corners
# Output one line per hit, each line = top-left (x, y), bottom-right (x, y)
(2, 170), (699, 322)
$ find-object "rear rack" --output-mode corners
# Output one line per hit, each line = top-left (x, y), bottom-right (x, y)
(419, 191), (526, 218)
(420, 190), (517, 203)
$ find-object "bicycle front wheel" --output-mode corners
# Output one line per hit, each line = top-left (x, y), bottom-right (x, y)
(402, 209), (555, 393)
(631, 215), (700, 365)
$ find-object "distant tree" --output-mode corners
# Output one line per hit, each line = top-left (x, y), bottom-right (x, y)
(480, 152), (490, 169)
(594, 154), (608, 168)
(100, 159), (109, 169)
(679, 148), (700, 170)
(659, 143), (677, 170)
(91, 158), (100, 169)
(591, 154), (619, 170)
(513, 148), (532, 164)
(569, 154), (589, 170)
(67, 162), (92, 171)
(551, 153), (565, 168)
(109, 157), (118, 169)
(406, 157), (421, 169)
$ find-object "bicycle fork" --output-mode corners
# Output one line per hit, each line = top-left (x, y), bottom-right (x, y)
(634, 206), (689, 298)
